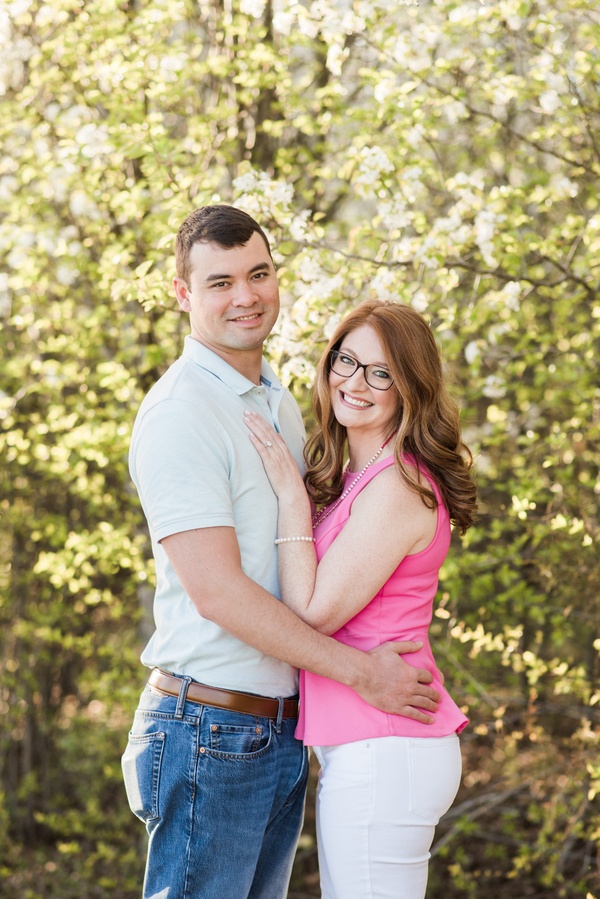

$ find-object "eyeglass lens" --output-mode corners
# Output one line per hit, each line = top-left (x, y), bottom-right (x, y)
(330, 352), (393, 390)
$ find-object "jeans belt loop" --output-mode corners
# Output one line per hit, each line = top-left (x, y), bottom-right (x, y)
(148, 668), (299, 719)
(275, 697), (284, 733)
(175, 675), (193, 719)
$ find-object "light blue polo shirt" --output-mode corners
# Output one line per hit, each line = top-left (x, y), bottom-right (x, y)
(129, 336), (306, 696)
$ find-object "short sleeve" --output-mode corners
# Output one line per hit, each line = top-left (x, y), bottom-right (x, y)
(130, 398), (235, 542)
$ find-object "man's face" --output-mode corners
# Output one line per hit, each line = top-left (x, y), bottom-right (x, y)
(173, 232), (280, 367)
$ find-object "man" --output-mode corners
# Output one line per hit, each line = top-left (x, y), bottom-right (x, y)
(122, 205), (440, 899)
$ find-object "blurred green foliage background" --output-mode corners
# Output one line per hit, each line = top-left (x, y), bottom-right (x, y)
(0, 0), (598, 895)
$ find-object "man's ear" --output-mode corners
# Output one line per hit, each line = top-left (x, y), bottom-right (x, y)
(173, 277), (191, 312)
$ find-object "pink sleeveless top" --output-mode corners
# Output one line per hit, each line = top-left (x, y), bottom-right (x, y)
(296, 454), (468, 746)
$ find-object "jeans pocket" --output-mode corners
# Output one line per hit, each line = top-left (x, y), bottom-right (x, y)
(203, 715), (272, 759)
(122, 730), (166, 823)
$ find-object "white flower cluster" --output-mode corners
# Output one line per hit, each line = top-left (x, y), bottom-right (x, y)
(410, 290), (429, 314)
(0, 271), (10, 318)
(377, 197), (412, 233)
(290, 250), (344, 305)
(273, 2), (295, 36)
(448, 2), (485, 25)
(240, 0), (267, 18)
(279, 356), (316, 387)
(69, 190), (102, 219)
(288, 210), (311, 242)
(232, 170), (294, 216)
(267, 298), (319, 387)
(550, 174), (579, 200)
(392, 17), (441, 75)
(231, 170), (297, 260)
(369, 267), (403, 303)
(442, 99), (469, 124)
(474, 208), (500, 267)
(539, 90), (561, 116)
(498, 281), (522, 312)
(0, 8), (34, 97)
(482, 374), (507, 399)
(0, 174), (17, 203)
(75, 123), (114, 160)
(353, 146), (395, 194)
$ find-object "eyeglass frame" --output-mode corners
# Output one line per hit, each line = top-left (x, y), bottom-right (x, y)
(328, 350), (395, 391)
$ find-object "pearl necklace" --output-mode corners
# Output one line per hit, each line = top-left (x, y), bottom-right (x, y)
(311, 437), (393, 529)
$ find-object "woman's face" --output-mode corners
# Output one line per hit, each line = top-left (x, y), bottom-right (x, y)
(328, 324), (400, 441)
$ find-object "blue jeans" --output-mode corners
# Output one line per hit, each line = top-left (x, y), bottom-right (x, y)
(122, 681), (309, 899)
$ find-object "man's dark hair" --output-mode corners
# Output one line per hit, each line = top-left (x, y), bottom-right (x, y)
(175, 205), (272, 282)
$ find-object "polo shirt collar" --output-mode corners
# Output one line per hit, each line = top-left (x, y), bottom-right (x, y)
(182, 335), (283, 397)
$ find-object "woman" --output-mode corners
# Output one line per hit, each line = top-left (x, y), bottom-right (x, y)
(244, 299), (477, 898)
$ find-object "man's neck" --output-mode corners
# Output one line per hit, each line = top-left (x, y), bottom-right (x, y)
(189, 335), (264, 384)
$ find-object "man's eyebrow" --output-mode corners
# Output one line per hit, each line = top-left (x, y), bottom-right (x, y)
(204, 262), (271, 283)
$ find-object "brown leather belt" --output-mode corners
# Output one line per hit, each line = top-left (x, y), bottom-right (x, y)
(148, 668), (299, 719)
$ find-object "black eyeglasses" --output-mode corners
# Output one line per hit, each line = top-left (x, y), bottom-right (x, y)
(329, 350), (394, 391)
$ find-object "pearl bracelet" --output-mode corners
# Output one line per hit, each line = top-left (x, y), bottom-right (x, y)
(274, 536), (315, 545)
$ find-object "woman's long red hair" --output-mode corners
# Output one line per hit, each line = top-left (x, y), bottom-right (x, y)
(304, 300), (477, 535)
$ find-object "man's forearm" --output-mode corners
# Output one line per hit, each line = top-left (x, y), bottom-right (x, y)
(162, 528), (439, 721)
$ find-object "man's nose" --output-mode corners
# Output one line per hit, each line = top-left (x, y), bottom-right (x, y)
(232, 281), (258, 305)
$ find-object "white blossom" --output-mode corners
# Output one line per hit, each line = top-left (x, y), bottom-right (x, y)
(306, 273), (344, 302)
(35, 3), (57, 27)
(482, 375), (507, 399)
(505, 15), (522, 31)
(75, 123), (113, 158)
(411, 291), (429, 313)
(442, 100), (468, 124)
(8, 0), (33, 16)
(377, 197), (411, 232)
(413, 233), (440, 270)
(269, 180), (294, 208)
(448, 3), (482, 25)
(233, 170), (294, 220)
(0, 175), (18, 202)
(474, 208), (501, 267)
(406, 124), (425, 146)
(56, 264), (79, 286)
(354, 146), (394, 194)
(488, 322), (511, 344)
(369, 267), (402, 302)
(9, 35), (34, 61)
(295, 4), (320, 39)
(240, 0), (266, 17)
(289, 210), (311, 242)
(45, 102), (61, 122)
(273, 3), (294, 35)
(58, 105), (89, 129)
(374, 77), (396, 105)
(0, 7), (11, 44)
(464, 341), (481, 365)
(69, 190), (101, 219)
(280, 357), (315, 387)
(324, 312), (342, 340)
(499, 281), (522, 312)
(539, 90), (561, 115)
(326, 42), (348, 77)
(160, 55), (186, 75)
(232, 171), (259, 194)
(47, 164), (78, 203)
(551, 175), (578, 199)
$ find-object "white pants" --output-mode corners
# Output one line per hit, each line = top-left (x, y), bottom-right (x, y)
(313, 734), (462, 899)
